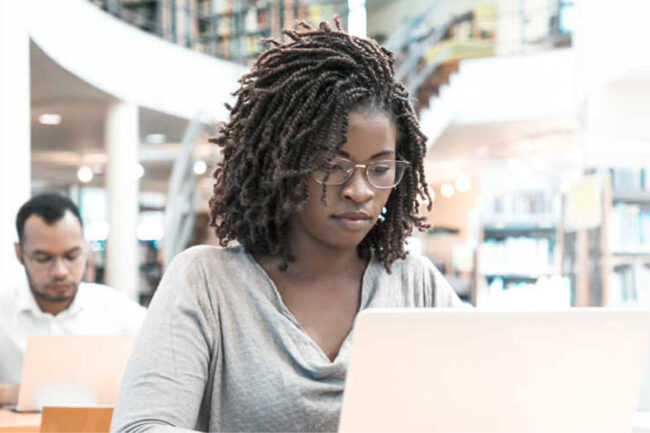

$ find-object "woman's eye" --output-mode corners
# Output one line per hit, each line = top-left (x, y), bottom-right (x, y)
(371, 165), (392, 175)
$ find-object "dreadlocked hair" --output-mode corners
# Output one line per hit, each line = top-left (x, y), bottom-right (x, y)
(209, 17), (433, 272)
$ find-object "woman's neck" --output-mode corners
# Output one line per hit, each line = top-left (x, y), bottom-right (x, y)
(256, 237), (367, 284)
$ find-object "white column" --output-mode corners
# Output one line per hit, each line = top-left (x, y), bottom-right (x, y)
(348, 0), (367, 37)
(0, 0), (31, 291)
(105, 102), (139, 300)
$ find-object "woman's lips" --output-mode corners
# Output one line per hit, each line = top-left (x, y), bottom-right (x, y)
(331, 215), (373, 230)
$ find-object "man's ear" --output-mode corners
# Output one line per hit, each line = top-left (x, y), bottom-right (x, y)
(14, 242), (23, 265)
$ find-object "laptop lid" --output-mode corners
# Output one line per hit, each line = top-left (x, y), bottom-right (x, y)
(339, 309), (650, 433)
(639, 333), (650, 411)
(17, 335), (135, 412)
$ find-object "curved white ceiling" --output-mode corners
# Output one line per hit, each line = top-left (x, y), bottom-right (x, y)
(28, 0), (246, 123)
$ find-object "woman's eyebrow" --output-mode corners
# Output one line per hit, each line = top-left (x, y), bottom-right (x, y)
(336, 150), (396, 159)
(370, 150), (395, 159)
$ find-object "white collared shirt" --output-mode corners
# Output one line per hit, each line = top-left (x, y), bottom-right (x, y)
(0, 280), (146, 384)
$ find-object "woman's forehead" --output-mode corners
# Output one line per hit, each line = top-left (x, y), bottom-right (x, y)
(338, 111), (397, 160)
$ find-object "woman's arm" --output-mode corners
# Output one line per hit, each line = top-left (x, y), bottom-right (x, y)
(111, 249), (218, 433)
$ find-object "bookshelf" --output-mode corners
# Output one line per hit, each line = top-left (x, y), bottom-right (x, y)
(474, 189), (564, 307)
(99, 0), (349, 62)
(196, 0), (274, 60)
(562, 168), (650, 307)
(85, 240), (162, 306)
(115, 0), (163, 35)
(192, 0), (347, 62)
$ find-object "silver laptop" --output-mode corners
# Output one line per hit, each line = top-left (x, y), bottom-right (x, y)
(339, 309), (650, 433)
(16, 335), (135, 412)
(639, 333), (650, 411)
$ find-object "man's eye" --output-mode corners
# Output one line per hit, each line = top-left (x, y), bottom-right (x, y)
(34, 256), (51, 264)
(65, 253), (81, 262)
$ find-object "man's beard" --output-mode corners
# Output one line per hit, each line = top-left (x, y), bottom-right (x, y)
(25, 270), (79, 303)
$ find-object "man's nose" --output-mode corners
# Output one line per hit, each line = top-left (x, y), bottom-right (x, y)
(50, 257), (69, 279)
(341, 167), (374, 203)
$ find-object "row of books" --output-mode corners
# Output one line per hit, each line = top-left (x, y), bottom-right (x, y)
(608, 263), (650, 307)
(200, 6), (271, 36)
(199, 0), (271, 15)
(195, 0), (338, 60)
(477, 275), (571, 308)
(479, 237), (555, 276)
(610, 167), (650, 192)
(483, 190), (557, 226)
(197, 35), (267, 57)
(609, 204), (650, 253)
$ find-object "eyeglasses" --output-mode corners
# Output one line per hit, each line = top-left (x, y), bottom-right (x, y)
(24, 251), (85, 272)
(312, 156), (410, 189)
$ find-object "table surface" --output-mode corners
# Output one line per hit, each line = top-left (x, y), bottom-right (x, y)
(0, 408), (41, 433)
(0, 407), (648, 432)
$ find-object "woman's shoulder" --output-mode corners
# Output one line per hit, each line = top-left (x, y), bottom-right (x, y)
(169, 244), (248, 271)
(392, 253), (466, 308)
(155, 245), (250, 305)
(391, 253), (438, 276)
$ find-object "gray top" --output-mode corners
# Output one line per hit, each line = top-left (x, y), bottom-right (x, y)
(111, 245), (464, 433)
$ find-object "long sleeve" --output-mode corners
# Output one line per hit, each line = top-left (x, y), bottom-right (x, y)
(111, 251), (219, 433)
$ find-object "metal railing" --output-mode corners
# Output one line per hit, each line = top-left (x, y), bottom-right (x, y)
(88, 0), (573, 98)
(385, 0), (573, 97)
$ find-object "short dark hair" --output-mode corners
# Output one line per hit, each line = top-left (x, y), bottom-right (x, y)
(16, 193), (83, 243)
(209, 19), (432, 272)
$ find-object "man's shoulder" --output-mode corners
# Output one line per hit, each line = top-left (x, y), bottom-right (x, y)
(77, 282), (143, 308)
(78, 282), (120, 296)
(0, 287), (18, 316)
(0, 287), (16, 303)
(0, 283), (27, 310)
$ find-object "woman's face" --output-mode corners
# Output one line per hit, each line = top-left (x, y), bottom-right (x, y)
(289, 110), (398, 253)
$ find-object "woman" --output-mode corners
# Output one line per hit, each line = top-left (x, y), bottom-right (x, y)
(111, 19), (464, 433)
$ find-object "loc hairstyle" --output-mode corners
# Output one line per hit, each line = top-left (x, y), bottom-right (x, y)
(209, 17), (433, 271)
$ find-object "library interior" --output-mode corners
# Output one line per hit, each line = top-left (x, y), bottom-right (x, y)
(1, 0), (650, 432)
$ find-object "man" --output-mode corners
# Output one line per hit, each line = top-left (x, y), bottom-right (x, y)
(0, 193), (146, 384)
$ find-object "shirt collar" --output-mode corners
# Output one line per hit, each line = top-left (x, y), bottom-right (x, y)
(16, 282), (42, 316)
(65, 284), (85, 315)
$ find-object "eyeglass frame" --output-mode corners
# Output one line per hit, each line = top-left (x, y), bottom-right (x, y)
(21, 248), (86, 273)
(311, 155), (410, 190)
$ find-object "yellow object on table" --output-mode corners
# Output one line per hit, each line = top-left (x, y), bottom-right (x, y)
(40, 406), (113, 433)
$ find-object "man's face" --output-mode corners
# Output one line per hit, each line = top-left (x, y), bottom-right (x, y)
(14, 211), (87, 306)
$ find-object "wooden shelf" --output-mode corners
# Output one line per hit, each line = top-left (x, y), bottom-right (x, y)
(611, 250), (650, 257)
(610, 252), (650, 267)
(482, 273), (548, 281)
(612, 190), (650, 204)
(562, 173), (650, 307)
(483, 225), (556, 239)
